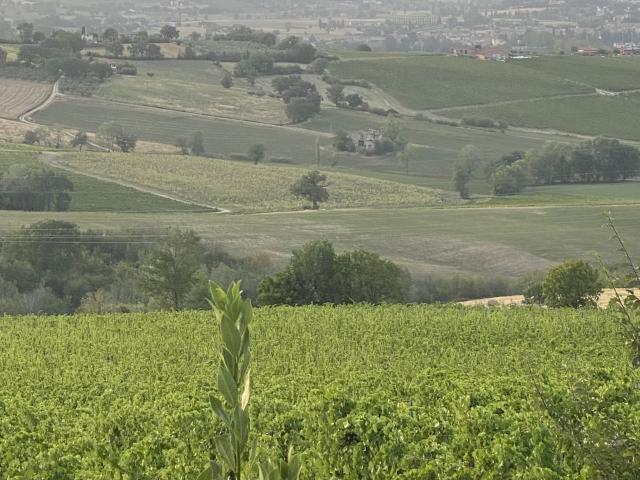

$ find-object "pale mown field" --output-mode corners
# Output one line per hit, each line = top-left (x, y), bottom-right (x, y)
(97, 60), (289, 124)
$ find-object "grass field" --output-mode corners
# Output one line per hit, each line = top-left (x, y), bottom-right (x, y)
(0, 79), (52, 119)
(446, 93), (640, 141)
(513, 55), (640, 91)
(330, 56), (589, 109)
(330, 55), (640, 110)
(1, 306), (636, 478)
(1, 203), (638, 277)
(34, 96), (323, 160)
(97, 60), (288, 123)
(487, 181), (640, 207)
(0, 148), (199, 212)
(52, 152), (446, 212)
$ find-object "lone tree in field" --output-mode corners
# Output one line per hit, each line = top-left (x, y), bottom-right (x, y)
(326, 84), (345, 105)
(160, 25), (179, 41)
(248, 144), (266, 165)
(96, 122), (124, 150)
(18, 23), (34, 43)
(175, 136), (189, 155)
(398, 143), (413, 175)
(103, 28), (119, 43)
(138, 229), (205, 310)
(115, 132), (137, 152)
(542, 260), (603, 308)
(452, 145), (480, 199)
(189, 131), (205, 156)
(71, 131), (88, 150)
(221, 71), (233, 88)
(291, 170), (328, 209)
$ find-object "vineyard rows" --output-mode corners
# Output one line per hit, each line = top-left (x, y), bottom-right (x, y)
(1, 305), (638, 478)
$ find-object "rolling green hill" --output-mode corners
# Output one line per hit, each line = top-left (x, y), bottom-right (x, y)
(330, 54), (640, 111)
(330, 55), (589, 109)
(447, 93), (640, 142)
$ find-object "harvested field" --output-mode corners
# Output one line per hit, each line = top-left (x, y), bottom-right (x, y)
(0, 79), (52, 119)
(0, 118), (31, 142)
(460, 289), (640, 308)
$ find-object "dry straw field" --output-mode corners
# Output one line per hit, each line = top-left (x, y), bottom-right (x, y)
(0, 79), (52, 119)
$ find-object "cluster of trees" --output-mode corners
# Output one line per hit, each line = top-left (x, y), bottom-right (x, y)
(3, 222), (609, 314)
(0, 222), (272, 314)
(0, 165), (73, 212)
(101, 28), (166, 59)
(486, 139), (640, 195)
(0, 222), (415, 314)
(271, 75), (322, 123)
(4, 29), (116, 95)
(326, 83), (366, 110)
(213, 26), (276, 46)
(258, 240), (410, 305)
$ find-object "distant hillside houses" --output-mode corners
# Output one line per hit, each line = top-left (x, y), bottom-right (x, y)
(449, 44), (553, 61)
(614, 43), (640, 55)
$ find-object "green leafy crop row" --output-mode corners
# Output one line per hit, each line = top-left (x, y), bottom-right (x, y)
(0, 305), (638, 478)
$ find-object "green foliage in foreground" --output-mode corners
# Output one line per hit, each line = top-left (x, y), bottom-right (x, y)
(1, 306), (638, 478)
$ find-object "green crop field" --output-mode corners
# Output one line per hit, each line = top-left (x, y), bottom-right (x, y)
(1, 306), (637, 478)
(97, 60), (288, 124)
(1, 204), (638, 277)
(53, 152), (446, 212)
(330, 55), (640, 111)
(330, 56), (589, 109)
(487, 181), (640, 207)
(447, 93), (640, 141)
(513, 55), (640, 92)
(0, 148), (198, 212)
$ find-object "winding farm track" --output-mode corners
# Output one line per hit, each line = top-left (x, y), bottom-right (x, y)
(0, 79), (53, 120)
(40, 152), (228, 213)
(18, 80), (59, 124)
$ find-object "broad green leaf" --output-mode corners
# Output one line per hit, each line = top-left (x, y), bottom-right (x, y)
(214, 436), (236, 473)
(209, 395), (230, 427)
(218, 366), (238, 406)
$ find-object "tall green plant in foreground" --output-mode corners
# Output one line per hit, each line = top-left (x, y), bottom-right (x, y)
(199, 282), (301, 480)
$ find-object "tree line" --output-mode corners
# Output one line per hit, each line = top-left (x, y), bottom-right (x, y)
(452, 138), (640, 198)
(489, 139), (640, 195)
(0, 165), (73, 212)
(0, 220), (529, 315)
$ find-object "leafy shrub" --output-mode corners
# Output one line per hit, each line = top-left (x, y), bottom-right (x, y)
(543, 260), (603, 308)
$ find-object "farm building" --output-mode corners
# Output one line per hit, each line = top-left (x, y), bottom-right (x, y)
(350, 129), (382, 154)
